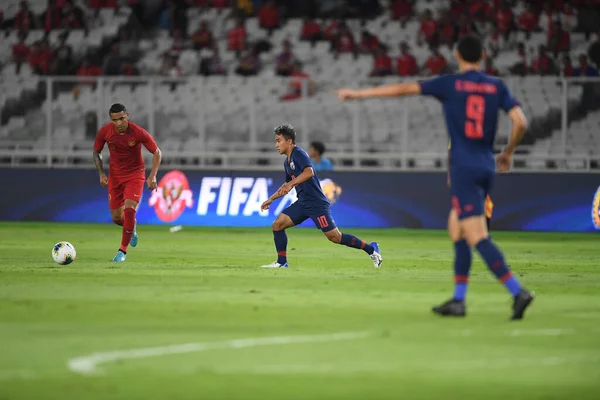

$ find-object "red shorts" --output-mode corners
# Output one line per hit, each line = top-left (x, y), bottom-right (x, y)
(108, 176), (145, 209)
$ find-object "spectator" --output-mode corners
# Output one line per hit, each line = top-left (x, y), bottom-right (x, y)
(423, 46), (447, 76)
(397, 41), (417, 76)
(169, 28), (188, 55)
(531, 45), (554, 76)
(191, 21), (214, 50)
(117, 28), (140, 62)
(275, 40), (295, 77)
(280, 61), (316, 102)
(456, 13), (474, 39)
(300, 18), (322, 46)
(548, 20), (570, 56)
(359, 30), (380, 54)
(418, 9), (438, 47)
(485, 23), (503, 59)
(494, 0), (514, 41)
(561, 3), (577, 32)
(30, 40), (53, 75)
(14, 1), (36, 31)
(467, 0), (491, 22)
(122, 63), (140, 76)
(484, 58), (499, 76)
(161, 0), (188, 36)
(199, 46), (226, 76)
(518, 3), (538, 40)
(509, 42), (528, 76)
(102, 43), (123, 75)
(12, 31), (30, 74)
(332, 23), (356, 56)
(258, 0), (280, 36)
(323, 19), (340, 42)
(308, 141), (333, 171)
(538, 3), (555, 36)
(42, 0), (61, 31)
(53, 32), (74, 74)
(574, 54), (599, 77)
(235, 44), (260, 76)
(391, 0), (413, 27)
(369, 45), (393, 77)
(77, 58), (103, 86)
(159, 53), (182, 77)
(211, 0), (229, 9)
(438, 11), (456, 49)
(449, 0), (466, 21)
(227, 18), (247, 56)
(63, 0), (86, 29)
(562, 55), (574, 77)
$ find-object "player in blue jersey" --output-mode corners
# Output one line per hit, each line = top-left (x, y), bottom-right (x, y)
(260, 124), (382, 269)
(336, 34), (533, 320)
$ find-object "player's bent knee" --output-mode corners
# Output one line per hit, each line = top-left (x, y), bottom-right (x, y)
(460, 216), (488, 246)
(272, 219), (289, 231)
(112, 217), (123, 225)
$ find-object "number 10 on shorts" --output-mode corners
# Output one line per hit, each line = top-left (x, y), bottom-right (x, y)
(317, 215), (329, 228)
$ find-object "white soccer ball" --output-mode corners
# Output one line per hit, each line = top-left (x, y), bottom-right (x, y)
(52, 241), (76, 265)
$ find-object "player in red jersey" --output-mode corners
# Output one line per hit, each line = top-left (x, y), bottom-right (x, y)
(93, 103), (162, 262)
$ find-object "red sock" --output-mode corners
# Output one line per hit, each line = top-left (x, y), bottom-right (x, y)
(120, 208), (136, 252)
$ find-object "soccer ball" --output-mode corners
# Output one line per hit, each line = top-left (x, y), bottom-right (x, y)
(52, 241), (76, 265)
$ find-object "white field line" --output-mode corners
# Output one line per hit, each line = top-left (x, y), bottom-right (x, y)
(510, 328), (576, 337)
(67, 331), (370, 375)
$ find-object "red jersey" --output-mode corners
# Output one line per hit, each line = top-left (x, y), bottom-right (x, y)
(93, 122), (158, 180)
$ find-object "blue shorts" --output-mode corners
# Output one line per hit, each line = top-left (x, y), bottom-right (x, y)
(450, 166), (494, 220)
(282, 202), (337, 232)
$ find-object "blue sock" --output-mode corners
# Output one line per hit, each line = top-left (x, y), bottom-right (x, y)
(340, 233), (374, 254)
(475, 238), (521, 296)
(453, 239), (472, 301)
(273, 230), (287, 264)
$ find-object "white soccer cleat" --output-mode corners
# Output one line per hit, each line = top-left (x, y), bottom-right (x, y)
(260, 261), (289, 268)
(369, 242), (382, 269)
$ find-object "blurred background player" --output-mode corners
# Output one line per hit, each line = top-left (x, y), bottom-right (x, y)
(336, 34), (533, 320)
(259, 124), (381, 269)
(93, 103), (162, 262)
(449, 141), (493, 230)
(308, 140), (334, 172)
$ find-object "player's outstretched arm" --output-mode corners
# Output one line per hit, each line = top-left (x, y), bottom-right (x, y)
(497, 106), (528, 172)
(336, 82), (421, 101)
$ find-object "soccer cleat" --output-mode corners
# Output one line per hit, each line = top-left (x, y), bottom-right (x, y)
(130, 229), (138, 248)
(511, 288), (535, 320)
(369, 242), (382, 268)
(260, 261), (289, 268)
(112, 250), (127, 262)
(432, 299), (466, 317)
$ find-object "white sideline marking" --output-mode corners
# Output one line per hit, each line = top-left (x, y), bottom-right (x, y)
(510, 328), (576, 337)
(67, 331), (369, 375)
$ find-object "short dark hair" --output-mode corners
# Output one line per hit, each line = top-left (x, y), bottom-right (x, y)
(457, 34), (483, 63)
(109, 103), (127, 115)
(274, 124), (296, 144)
(310, 141), (325, 155)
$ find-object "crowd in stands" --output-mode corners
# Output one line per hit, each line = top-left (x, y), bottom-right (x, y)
(1, 0), (599, 82)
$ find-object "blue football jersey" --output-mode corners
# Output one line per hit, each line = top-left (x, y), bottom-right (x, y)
(420, 70), (519, 171)
(284, 146), (330, 207)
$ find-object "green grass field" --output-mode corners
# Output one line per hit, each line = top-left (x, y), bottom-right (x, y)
(0, 222), (599, 400)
